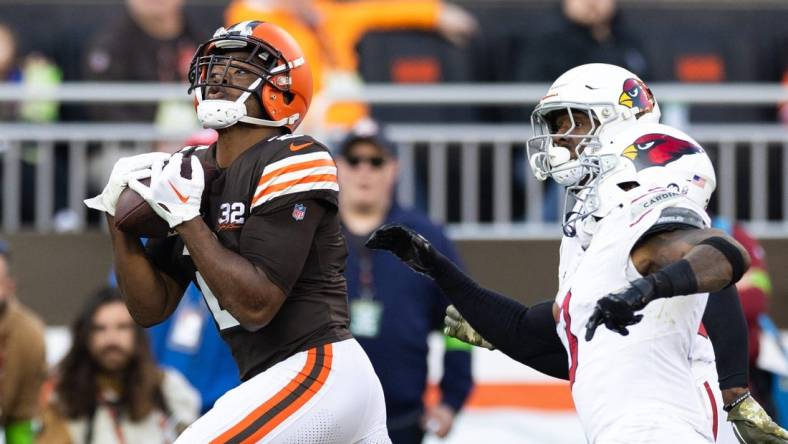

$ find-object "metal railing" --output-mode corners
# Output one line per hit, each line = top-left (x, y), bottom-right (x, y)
(0, 82), (786, 237)
(1, 82), (787, 105)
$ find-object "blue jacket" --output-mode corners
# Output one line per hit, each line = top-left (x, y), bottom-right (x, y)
(147, 284), (241, 413)
(343, 203), (473, 424)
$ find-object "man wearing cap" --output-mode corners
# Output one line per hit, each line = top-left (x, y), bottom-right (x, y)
(0, 240), (47, 444)
(336, 120), (473, 444)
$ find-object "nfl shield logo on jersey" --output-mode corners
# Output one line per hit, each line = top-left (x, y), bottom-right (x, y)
(292, 203), (306, 221)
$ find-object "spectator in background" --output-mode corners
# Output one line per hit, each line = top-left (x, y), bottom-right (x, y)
(81, 0), (203, 217)
(225, 0), (477, 131)
(777, 32), (788, 125)
(713, 217), (778, 417)
(515, 0), (648, 82)
(82, 0), (201, 127)
(511, 0), (650, 221)
(38, 287), (199, 444)
(0, 22), (68, 229)
(0, 22), (22, 121)
(0, 239), (47, 444)
(336, 120), (473, 443)
(0, 22), (61, 123)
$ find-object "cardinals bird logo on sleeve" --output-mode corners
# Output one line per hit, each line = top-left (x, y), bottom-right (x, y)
(622, 133), (704, 171)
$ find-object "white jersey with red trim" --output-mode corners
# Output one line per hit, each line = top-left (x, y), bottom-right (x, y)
(555, 187), (714, 443)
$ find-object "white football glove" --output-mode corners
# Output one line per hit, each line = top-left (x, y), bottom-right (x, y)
(83, 152), (170, 216)
(128, 153), (204, 228)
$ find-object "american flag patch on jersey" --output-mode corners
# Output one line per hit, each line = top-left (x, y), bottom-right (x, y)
(292, 203), (306, 221)
(691, 174), (706, 188)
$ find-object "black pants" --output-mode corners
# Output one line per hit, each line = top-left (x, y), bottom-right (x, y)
(388, 421), (425, 444)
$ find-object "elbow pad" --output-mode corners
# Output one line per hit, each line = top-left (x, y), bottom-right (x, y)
(698, 236), (747, 285)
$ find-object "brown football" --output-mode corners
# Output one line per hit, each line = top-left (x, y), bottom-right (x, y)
(114, 152), (218, 238)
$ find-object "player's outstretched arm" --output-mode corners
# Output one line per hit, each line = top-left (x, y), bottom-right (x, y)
(637, 228), (751, 294)
(703, 285), (750, 400)
(367, 224), (569, 379)
(586, 228), (751, 341)
(107, 215), (187, 327)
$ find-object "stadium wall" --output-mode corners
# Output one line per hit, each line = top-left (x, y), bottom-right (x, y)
(8, 234), (788, 327)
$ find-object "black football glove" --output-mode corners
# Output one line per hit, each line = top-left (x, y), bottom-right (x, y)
(585, 277), (655, 341)
(365, 224), (436, 275)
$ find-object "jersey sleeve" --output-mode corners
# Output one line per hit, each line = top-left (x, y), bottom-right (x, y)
(144, 236), (192, 287)
(641, 206), (707, 238)
(249, 137), (339, 215)
(239, 198), (329, 295)
(627, 188), (710, 240)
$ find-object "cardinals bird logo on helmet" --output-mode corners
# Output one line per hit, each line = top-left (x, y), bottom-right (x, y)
(558, 122), (716, 246)
(622, 133), (704, 171)
(527, 64), (661, 187)
(618, 78), (655, 115)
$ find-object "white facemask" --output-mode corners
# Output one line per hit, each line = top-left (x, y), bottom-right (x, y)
(195, 77), (299, 129)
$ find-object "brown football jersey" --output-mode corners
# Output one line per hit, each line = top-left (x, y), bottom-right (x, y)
(147, 134), (352, 380)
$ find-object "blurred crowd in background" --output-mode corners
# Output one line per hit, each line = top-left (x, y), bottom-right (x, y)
(0, 0), (787, 226)
(1, 0), (786, 127)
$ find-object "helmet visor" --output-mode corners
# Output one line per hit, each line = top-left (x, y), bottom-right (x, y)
(526, 104), (601, 182)
(188, 36), (290, 98)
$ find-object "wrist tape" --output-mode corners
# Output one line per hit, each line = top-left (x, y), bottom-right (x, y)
(648, 259), (698, 300)
(723, 391), (751, 412)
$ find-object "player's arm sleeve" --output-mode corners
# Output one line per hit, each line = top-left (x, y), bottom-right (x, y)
(430, 249), (569, 380)
(144, 236), (191, 288)
(637, 206), (707, 243)
(703, 285), (750, 390)
(239, 198), (328, 295)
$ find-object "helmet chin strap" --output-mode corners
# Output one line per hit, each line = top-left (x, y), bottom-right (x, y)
(195, 78), (299, 129)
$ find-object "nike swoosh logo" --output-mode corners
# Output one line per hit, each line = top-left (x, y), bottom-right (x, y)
(169, 181), (189, 203)
(289, 141), (313, 152)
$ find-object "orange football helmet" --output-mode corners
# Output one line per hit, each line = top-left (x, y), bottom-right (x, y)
(188, 21), (313, 133)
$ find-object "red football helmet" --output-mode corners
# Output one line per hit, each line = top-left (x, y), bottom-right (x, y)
(188, 21), (313, 133)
